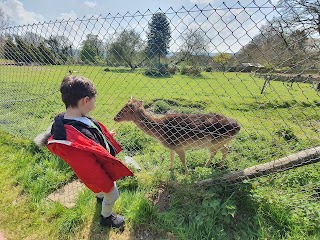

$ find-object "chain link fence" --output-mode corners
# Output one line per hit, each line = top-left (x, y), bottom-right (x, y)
(0, 0), (320, 230)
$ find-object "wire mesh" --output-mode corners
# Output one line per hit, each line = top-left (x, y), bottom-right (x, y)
(0, 1), (319, 208)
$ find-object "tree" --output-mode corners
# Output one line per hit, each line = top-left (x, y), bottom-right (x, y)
(80, 34), (104, 64)
(23, 32), (45, 46)
(146, 12), (171, 65)
(3, 32), (62, 65)
(235, 19), (311, 69)
(213, 53), (232, 71)
(0, 8), (11, 59)
(15, 36), (34, 64)
(22, 32), (46, 64)
(175, 29), (209, 66)
(45, 35), (73, 64)
(277, 0), (320, 35)
(107, 29), (145, 70)
(38, 42), (56, 65)
(3, 37), (21, 61)
(14, 35), (47, 64)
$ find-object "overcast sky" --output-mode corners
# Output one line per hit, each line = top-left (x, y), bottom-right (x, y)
(0, 0), (279, 52)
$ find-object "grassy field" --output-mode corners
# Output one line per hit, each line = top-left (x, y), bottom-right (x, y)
(1, 65), (319, 167)
(0, 65), (320, 239)
(0, 130), (319, 240)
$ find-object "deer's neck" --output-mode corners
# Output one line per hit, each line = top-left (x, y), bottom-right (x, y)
(133, 108), (160, 137)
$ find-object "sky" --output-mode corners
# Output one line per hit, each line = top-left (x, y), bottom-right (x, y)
(0, 0), (279, 25)
(0, 0), (279, 52)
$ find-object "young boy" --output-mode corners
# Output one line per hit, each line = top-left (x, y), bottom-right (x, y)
(44, 75), (133, 228)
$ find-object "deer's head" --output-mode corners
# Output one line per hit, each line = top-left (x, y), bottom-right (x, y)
(114, 98), (143, 122)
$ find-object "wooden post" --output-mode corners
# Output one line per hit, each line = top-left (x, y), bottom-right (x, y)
(197, 146), (320, 186)
(261, 75), (271, 94)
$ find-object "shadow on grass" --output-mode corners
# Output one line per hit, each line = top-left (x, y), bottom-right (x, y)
(83, 162), (289, 240)
(87, 200), (111, 240)
(143, 74), (173, 79)
(139, 164), (287, 240)
(107, 68), (135, 73)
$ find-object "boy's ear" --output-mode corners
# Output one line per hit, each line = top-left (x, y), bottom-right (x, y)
(84, 96), (90, 103)
(79, 97), (88, 106)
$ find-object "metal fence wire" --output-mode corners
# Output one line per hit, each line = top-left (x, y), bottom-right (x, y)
(0, 1), (319, 197)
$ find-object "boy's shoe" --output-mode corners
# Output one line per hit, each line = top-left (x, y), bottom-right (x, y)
(100, 213), (125, 228)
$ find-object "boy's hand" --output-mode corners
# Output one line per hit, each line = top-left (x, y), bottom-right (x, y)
(110, 129), (116, 137)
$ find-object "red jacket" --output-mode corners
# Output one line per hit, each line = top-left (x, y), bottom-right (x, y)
(47, 118), (133, 193)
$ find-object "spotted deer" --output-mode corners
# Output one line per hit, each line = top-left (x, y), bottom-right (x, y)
(114, 98), (241, 175)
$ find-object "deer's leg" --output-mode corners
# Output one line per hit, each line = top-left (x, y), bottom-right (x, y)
(175, 149), (188, 175)
(170, 150), (175, 172)
(204, 147), (218, 167)
(219, 145), (228, 167)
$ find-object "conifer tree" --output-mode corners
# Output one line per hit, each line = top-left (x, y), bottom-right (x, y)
(146, 12), (171, 65)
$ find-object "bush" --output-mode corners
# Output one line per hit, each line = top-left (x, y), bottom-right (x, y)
(158, 63), (168, 74)
(152, 100), (171, 114)
(144, 64), (171, 77)
(180, 66), (202, 76)
(180, 65), (188, 75)
(188, 67), (202, 76)
(276, 126), (298, 142)
(275, 66), (291, 73)
(205, 66), (213, 72)
(168, 66), (177, 75)
(115, 124), (152, 155)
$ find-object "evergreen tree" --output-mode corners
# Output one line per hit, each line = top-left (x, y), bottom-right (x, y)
(38, 43), (56, 65)
(3, 38), (20, 61)
(15, 37), (33, 64)
(146, 12), (171, 65)
(29, 44), (45, 64)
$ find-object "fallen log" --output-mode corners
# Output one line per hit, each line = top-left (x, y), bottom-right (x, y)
(197, 146), (320, 186)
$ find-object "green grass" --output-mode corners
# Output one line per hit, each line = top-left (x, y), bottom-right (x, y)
(0, 65), (320, 239)
(0, 58), (15, 64)
(1, 131), (319, 239)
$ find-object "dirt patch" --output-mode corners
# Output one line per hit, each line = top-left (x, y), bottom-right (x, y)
(148, 184), (170, 212)
(46, 180), (85, 208)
